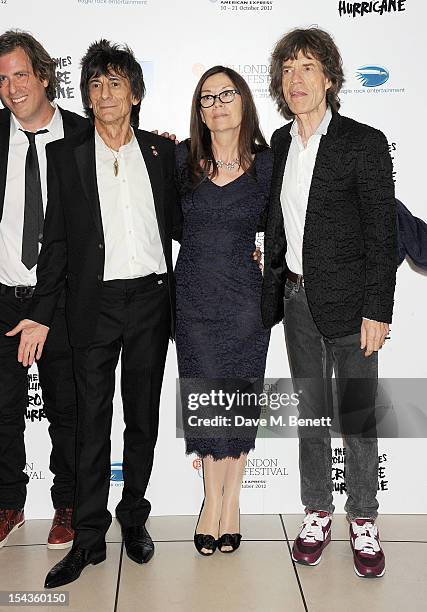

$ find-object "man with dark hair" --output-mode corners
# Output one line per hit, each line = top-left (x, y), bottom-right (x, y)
(262, 27), (397, 577)
(10, 39), (182, 588)
(0, 30), (87, 551)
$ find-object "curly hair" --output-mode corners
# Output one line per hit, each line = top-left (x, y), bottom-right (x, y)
(0, 30), (58, 101)
(80, 39), (145, 128)
(269, 27), (344, 120)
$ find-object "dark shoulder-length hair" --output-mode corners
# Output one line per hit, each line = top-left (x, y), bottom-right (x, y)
(189, 65), (267, 185)
(0, 30), (58, 101)
(80, 39), (145, 128)
(269, 27), (344, 120)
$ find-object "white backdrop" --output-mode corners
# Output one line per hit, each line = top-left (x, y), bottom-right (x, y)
(2, 0), (426, 518)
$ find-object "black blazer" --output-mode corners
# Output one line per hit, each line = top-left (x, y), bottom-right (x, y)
(30, 127), (182, 347)
(261, 111), (397, 338)
(0, 106), (88, 220)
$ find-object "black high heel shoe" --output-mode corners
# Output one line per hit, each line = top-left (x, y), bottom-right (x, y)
(194, 500), (218, 556)
(218, 509), (242, 553)
(194, 533), (217, 556)
(217, 532), (242, 553)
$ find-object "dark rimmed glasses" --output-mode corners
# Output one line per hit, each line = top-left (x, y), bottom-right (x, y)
(199, 89), (240, 108)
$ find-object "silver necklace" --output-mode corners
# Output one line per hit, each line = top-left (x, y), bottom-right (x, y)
(215, 158), (240, 171)
(107, 148), (120, 177)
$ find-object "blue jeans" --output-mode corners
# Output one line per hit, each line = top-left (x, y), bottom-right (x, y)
(283, 279), (379, 520)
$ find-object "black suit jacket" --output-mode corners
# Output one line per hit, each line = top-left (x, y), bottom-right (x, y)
(30, 127), (182, 347)
(0, 106), (88, 220)
(261, 112), (397, 338)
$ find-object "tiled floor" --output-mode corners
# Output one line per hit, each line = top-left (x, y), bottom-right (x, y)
(1, 515), (426, 612)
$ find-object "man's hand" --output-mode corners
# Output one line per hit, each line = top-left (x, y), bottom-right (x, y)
(151, 129), (180, 145)
(360, 319), (389, 357)
(252, 247), (263, 272)
(6, 319), (50, 367)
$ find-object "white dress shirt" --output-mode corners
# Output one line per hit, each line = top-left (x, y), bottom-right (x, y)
(95, 129), (166, 281)
(281, 107), (332, 275)
(0, 105), (64, 286)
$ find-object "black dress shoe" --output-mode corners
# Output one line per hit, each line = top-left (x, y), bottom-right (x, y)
(44, 545), (106, 589)
(122, 525), (154, 564)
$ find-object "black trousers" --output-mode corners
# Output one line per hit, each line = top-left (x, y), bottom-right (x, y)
(0, 290), (77, 509)
(72, 274), (170, 551)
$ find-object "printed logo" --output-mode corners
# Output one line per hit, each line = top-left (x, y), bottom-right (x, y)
(356, 65), (389, 87)
(338, 1), (407, 18)
(110, 462), (124, 482)
(192, 458), (203, 478)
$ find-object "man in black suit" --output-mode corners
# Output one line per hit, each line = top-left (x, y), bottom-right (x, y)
(0, 30), (86, 551)
(9, 40), (182, 587)
(262, 28), (397, 578)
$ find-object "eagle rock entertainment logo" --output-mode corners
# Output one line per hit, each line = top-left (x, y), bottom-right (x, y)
(356, 65), (389, 87)
(110, 461), (124, 486)
(338, 0), (407, 18)
(341, 65), (404, 96)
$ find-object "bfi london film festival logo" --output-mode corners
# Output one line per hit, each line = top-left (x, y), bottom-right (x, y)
(242, 457), (288, 491)
(338, 0), (407, 18)
(192, 63), (270, 100)
(110, 462), (124, 487)
(24, 461), (46, 482)
(341, 65), (405, 96)
(192, 457), (289, 489)
(208, 0), (274, 13)
(332, 448), (389, 494)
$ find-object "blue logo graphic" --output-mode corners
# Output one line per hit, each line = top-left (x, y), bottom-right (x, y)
(356, 66), (389, 87)
(110, 462), (123, 482)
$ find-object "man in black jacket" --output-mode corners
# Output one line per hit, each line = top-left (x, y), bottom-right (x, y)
(0, 30), (87, 551)
(9, 40), (182, 588)
(263, 28), (397, 578)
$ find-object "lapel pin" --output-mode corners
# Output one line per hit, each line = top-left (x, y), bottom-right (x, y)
(151, 145), (159, 157)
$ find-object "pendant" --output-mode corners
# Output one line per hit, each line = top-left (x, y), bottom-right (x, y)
(113, 159), (119, 177)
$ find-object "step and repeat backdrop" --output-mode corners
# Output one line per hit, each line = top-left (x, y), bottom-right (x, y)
(2, 0), (426, 518)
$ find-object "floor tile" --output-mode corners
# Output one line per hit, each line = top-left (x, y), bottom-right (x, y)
(0, 543), (121, 612)
(294, 540), (427, 612)
(117, 541), (304, 612)
(147, 514), (285, 542)
(282, 514), (427, 542)
(3, 518), (123, 547)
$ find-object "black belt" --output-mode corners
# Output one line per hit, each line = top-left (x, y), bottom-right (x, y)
(0, 283), (35, 299)
(287, 270), (304, 287)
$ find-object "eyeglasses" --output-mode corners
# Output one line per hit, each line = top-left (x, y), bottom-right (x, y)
(199, 89), (240, 108)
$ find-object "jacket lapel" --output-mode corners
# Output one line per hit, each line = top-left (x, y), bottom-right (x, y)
(0, 108), (11, 220)
(74, 130), (104, 239)
(270, 127), (292, 235)
(306, 113), (346, 217)
(134, 130), (166, 246)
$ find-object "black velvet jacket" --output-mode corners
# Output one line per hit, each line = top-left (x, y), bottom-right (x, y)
(261, 111), (397, 339)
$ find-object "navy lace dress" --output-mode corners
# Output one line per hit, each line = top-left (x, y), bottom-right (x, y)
(175, 141), (272, 459)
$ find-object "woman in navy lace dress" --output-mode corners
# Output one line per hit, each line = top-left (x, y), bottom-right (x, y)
(175, 66), (272, 554)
